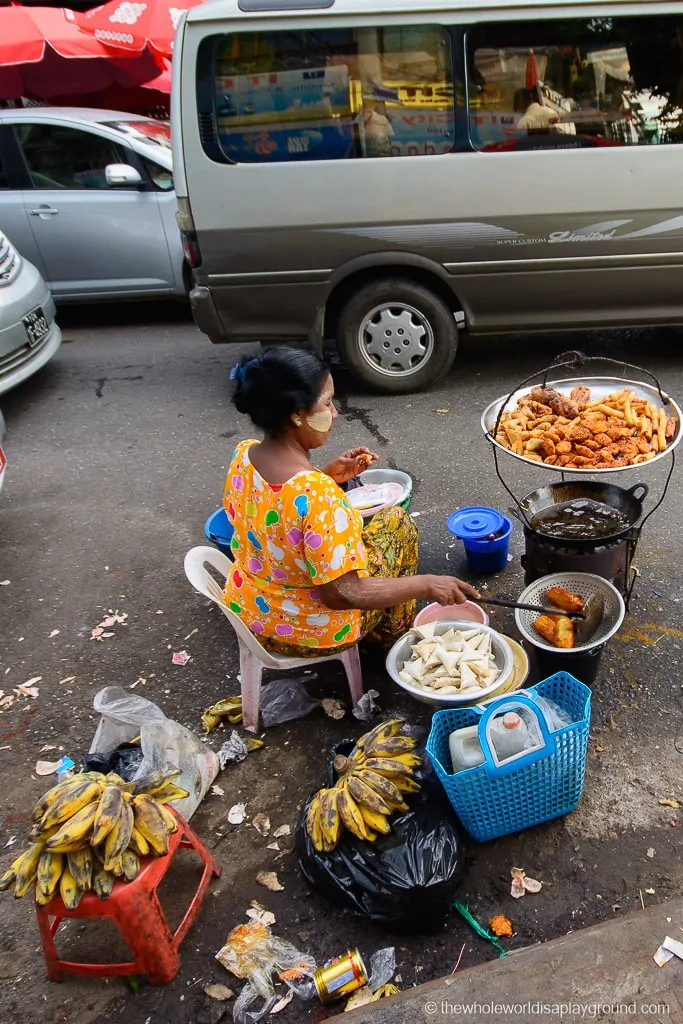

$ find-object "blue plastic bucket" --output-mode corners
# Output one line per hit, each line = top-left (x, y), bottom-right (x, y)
(204, 508), (235, 559)
(447, 507), (513, 574)
(462, 515), (513, 574)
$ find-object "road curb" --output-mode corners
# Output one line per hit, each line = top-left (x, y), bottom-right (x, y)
(344, 898), (683, 1022)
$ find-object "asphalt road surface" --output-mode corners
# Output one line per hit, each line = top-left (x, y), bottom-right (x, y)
(1, 304), (683, 1024)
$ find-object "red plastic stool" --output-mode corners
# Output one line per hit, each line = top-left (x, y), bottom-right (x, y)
(35, 812), (221, 984)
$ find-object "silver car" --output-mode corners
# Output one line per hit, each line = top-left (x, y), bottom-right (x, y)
(0, 108), (184, 301)
(0, 230), (61, 396)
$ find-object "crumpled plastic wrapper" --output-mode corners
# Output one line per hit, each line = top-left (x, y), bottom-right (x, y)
(367, 947), (396, 991)
(216, 918), (316, 1024)
(260, 677), (319, 728)
(352, 689), (381, 722)
(219, 731), (249, 768)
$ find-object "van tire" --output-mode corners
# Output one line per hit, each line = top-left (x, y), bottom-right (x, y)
(335, 278), (458, 393)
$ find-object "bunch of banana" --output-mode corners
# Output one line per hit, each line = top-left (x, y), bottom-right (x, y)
(306, 719), (422, 852)
(0, 767), (190, 908)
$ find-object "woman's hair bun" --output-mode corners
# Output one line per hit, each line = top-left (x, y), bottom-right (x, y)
(230, 347), (329, 437)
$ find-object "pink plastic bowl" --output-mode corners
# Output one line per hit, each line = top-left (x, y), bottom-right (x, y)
(413, 600), (489, 628)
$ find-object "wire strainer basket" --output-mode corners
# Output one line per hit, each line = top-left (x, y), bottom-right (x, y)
(515, 573), (625, 654)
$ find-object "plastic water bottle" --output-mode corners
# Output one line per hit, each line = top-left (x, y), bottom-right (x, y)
(449, 725), (486, 773)
(449, 712), (538, 773)
(488, 712), (532, 761)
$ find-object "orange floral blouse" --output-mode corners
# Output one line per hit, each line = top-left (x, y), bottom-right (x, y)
(223, 440), (368, 649)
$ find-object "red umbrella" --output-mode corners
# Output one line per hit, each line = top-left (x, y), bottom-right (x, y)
(0, 7), (163, 102)
(50, 58), (171, 114)
(0, 6), (112, 64)
(71, 0), (205, 59)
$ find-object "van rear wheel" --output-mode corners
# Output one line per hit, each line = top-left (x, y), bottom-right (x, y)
(335, 278), (458, 393)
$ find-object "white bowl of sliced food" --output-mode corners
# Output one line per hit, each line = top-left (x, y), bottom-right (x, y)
(386, 621), (514, 707)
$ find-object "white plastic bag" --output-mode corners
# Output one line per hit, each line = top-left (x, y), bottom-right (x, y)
(90, 686), (219, 819)
(133, 719), (219, 820)
(89, 686), (166, 755)
(260, 677), (320, 728)
(535, 695), (573, 730)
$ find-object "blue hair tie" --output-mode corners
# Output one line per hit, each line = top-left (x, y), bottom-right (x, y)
(230, 357), (259, 383)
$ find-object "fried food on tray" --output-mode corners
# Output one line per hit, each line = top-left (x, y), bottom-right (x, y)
(546, 586), (584, 614)
(494, 385), (678, 469)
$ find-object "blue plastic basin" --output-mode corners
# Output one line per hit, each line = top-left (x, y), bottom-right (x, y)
(204, 508), (235, 559)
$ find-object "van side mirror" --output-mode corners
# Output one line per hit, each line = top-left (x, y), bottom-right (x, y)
(105, 163), (143, 187)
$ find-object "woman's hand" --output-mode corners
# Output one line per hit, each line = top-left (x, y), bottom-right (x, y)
(422, 575), (481, 606)
(323, 446), (379, 484)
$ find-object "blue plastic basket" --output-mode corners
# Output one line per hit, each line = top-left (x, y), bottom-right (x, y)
(425, 673), (591, 842)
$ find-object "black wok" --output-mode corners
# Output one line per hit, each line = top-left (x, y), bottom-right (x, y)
(509, 481), (648, 548)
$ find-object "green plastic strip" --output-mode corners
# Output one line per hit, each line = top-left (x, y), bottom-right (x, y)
(453, 901), (506, 958)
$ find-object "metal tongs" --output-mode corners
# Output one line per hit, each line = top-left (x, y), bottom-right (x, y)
(477, 596), (586, 620)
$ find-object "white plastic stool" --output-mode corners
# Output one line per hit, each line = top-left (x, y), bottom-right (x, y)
(184, 546), (364, 732)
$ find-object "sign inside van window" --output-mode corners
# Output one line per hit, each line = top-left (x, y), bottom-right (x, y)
(468, 15), (683, 152)
(212, 27), (455, 162)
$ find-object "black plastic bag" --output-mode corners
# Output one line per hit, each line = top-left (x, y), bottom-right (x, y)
(297, 742), (466, 933)
(82, 742), (144, 780)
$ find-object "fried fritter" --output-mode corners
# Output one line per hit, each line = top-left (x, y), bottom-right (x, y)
(570, 385), (591, 410)
(529, 387), (579, 419)
(546, 587), (584, 614)
(555, 616), (575, 649)
(534, 615), (558, 645)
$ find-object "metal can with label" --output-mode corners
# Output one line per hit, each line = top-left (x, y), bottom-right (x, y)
(313, 948), (368, 1003)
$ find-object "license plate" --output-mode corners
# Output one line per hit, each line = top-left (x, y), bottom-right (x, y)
(23, 307), (50, 348)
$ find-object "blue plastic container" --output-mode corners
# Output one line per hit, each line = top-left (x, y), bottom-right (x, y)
(425, 674), (591, 842)
(204, 508), (235, 559)
(447, 506), (512, 574)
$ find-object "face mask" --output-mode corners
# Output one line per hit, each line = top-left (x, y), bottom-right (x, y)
(306, 408), (333, 433)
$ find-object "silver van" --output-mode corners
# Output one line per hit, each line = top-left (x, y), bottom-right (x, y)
(174, 0), (683, 392)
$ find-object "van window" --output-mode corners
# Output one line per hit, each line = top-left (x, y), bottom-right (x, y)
(206, 26), (454, 162)
(467, 16), (683, 152)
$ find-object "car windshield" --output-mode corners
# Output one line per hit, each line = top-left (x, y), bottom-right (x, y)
(103, 121), (172, 149)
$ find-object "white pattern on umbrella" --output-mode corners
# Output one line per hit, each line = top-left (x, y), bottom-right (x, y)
(109, 2), (147, 25)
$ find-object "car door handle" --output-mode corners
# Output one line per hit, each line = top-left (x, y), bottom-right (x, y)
(29, 207), (59, 216)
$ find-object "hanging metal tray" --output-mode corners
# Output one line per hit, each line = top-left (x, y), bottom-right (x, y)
(481, 375), (683, 474)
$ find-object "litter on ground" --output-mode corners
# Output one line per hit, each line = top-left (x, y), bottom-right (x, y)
(256, 871), (284, 892)
(228, 803), (246, 825)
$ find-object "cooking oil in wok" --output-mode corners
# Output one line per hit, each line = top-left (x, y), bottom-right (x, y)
(530, 498), (630, 539)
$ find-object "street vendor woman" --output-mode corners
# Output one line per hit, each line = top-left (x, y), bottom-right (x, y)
(223, 347), (479, 657)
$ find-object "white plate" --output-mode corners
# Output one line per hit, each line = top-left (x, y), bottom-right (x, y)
(481, 376), (682, 474)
